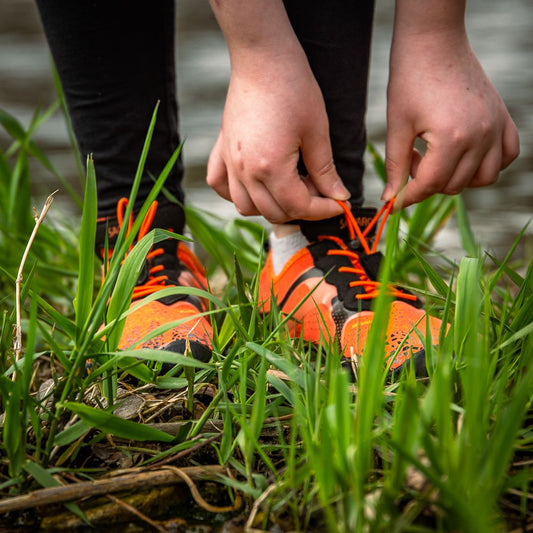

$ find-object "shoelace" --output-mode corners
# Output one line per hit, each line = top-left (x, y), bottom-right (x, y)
(320, 200), (417, 302)
(115, 198), (171, 301)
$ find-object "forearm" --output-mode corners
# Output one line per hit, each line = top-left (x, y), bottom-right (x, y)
(209, 0), (306, 75)
(390, 0), (474, 84)
(394, 0), (466, 35)
(393, 0), (467, 38)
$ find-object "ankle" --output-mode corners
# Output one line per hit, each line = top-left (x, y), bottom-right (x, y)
(269, 226), (309, 275)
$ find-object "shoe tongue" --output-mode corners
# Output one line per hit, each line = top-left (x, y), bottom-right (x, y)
(299, 207), (377, 244)
(358, 251), (382, 280)
(95, 200), (185, 252)
(152, 239), (179, 272)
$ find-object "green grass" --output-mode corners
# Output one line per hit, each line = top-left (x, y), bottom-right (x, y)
(0, 104), (531, 532)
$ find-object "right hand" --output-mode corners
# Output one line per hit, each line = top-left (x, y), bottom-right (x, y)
(206, 51), (349, 223)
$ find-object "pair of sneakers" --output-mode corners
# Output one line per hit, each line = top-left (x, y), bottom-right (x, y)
(97, 198), (443, 376)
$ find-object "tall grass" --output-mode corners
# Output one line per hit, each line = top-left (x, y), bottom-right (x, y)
(0, 104), (531, 532)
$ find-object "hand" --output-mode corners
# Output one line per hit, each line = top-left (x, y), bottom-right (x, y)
(383, 31), (520, 207)
(206, 50), (349, 224)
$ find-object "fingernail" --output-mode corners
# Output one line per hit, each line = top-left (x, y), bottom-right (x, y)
(333, 182), (351, 200)
(381, 184), (393, 202)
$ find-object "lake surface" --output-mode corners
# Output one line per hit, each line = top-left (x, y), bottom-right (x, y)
(0, 0), (531, 262)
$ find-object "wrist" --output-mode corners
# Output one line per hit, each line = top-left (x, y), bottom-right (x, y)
(393, 0), (467, 40)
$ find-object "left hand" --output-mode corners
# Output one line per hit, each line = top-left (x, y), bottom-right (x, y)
(383, 31), (520, 207)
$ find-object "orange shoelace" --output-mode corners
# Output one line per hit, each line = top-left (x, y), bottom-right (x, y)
(321, 200), (417, 302)
(115, 198), (172, 301)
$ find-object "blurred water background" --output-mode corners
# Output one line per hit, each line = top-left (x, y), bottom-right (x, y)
(0, 0), (531, 261)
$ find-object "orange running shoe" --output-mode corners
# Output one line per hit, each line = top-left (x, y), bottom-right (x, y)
(259, 200), (443, 375)
(96, 198), (212, 363)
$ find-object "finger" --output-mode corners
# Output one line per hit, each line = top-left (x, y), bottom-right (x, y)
(265, 167), (345, 221)
(384, 125), (416, 201)
(228, 177), (260, 217)
(300, 131), (350, 201)
(399, 141), (464, 207)
(248, 181), (296, 224)
(301, 176), (349, 219)
(389, 148), (422, 211)
(468, 147), (502, 188)
(301, 176), (320, 196)
(304, 195), (348, 221)
(501, 115), (520, 169)
(440, 149), (488, 195)
(206, 134), (232, 201)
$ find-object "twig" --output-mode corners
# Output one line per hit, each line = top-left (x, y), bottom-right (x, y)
(149, 433), (221, 468)
(12, 191), (58, 381)
(161, 465), (241, 514)
(509, 522), (533, 533)
(106, 493), (167, 533)
(0, 465), (224, 514)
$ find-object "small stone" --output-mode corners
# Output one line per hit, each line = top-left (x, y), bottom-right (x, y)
(114, 394), (144, 420)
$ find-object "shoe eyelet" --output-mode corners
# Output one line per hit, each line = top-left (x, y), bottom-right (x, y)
(349, 239), (360, 250)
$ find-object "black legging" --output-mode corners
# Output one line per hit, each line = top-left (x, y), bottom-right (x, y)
(35, 0), (374, 233)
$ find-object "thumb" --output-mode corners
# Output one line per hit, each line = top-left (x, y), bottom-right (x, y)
(384, 125), (416, 203)
(301, 131), (350, 201)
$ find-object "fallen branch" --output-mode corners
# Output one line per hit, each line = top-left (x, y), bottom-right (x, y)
(0, 465), (224, 514)
(40, 485), (187, 530)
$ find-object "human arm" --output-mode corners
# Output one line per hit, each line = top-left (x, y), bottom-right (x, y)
(206, 0), (349, 223)
(383, 0), (519, 207)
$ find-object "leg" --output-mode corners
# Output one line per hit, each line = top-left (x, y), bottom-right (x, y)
(36, 0), (212, 362)
(35, 0), (185, 225)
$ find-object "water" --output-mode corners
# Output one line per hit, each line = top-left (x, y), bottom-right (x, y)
(0, 0), (531, 261)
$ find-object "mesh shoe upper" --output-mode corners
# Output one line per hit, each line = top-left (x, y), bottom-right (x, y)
(97, 198), (212, 363)
(259, 201), (444, 374)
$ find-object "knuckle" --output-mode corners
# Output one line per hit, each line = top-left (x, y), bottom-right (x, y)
(385, 157), (401, 175)
(480, 171), (499, 186)
(505, 143), (520, 165)
(252, 157), (275, 180)
(313, 159), (336, 178)
(448, 128), (467, 148)
(478, 120), (492, 138)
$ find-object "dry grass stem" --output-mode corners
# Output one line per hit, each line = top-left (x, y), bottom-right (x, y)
(245, 483), (278, 532)
(12, 190), (58, 380)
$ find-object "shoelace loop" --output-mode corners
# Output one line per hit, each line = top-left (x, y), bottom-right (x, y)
(321, 200), (417, 302)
